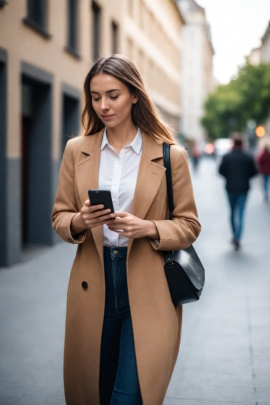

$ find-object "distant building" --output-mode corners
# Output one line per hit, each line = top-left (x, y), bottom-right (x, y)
(123, 0), (184, 130)
(261, 21), (270, 63)
(0, 0), (184, 266)
(247, 46), (261, 66)
(176, 0), (214, 148)
(247, 20), (270, 64)
(246, 20), (270, 136)
(261, 21), (270, 137)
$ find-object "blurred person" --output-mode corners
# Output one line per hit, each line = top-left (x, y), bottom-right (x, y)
(256, 137), (270, 201)
(219, 135), (258, 250)
(191, 141), (201, 172)
(51, 54), (201, 405)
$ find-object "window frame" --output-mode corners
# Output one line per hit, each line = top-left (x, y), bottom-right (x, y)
(65, 0), (80, 58)
(92, 1), (101, 60)
(23, 0), (51, 39)
(111, 21), (118, 54)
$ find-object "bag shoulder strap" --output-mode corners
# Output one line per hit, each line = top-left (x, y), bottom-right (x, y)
(163, 143), (174, 220)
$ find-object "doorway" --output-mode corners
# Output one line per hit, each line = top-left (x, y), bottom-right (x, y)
(21, 76), (53, 247)
(62, 93), (80, 154)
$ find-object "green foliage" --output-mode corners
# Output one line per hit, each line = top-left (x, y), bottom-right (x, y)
(201, 62), (270, 140)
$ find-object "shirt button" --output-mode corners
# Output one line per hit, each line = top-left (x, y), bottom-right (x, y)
(113, 250), (118, 255)
(82, 281), (88, 290)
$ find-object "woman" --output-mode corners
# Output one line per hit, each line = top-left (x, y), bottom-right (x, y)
(52, 54), (201, 405)
(257, 138), (270, 201)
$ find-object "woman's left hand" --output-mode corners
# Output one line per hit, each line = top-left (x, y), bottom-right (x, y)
(106, 212), (159, 240)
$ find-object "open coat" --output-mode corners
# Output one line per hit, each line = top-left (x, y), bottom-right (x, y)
(52, 130), (201, 405)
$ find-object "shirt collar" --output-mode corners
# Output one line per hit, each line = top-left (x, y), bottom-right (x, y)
(101, 128), (142, 155)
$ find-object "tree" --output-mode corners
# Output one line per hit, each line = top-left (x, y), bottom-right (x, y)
(201, 62), (270, 140)
(236, 63), (270, 124)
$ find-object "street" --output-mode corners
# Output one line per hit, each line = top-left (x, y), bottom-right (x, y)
(0, 157), (270, 405)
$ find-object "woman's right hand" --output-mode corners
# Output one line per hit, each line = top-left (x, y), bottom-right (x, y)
(71, 199), (115, 235)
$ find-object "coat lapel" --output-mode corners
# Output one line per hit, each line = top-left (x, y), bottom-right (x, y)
(128, 132), (165, 252)
(75, 131), (104, 266)
(75, 130), (165, 261)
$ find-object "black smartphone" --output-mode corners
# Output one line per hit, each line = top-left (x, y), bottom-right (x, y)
(88, 189), (115, 213)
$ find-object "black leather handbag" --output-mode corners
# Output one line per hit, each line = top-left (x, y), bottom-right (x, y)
(163, 143), (205, 306)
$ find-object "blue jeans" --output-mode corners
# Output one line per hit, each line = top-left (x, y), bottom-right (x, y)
(262, 174), (270, 198)
(227, 192), (248, 242)
(99, 246), (142, 405)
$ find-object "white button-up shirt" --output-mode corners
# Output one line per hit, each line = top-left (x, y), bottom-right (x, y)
(99, 128), (142, 247)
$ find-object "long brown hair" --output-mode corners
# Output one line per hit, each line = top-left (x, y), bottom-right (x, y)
(81, 54), (177, 144)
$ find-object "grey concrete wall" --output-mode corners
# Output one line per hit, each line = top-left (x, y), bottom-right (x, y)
(6, 158), (22, 265)
(0, 48), (9, 266)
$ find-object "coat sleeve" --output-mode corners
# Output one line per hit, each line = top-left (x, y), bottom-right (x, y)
(248, 156), (258, 178)
(150, 146), (201, 251)
(218, 156), (227, 177)
(51, 141), (87, 244)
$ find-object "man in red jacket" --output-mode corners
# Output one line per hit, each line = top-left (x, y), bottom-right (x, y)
(219, 135), (258, 250)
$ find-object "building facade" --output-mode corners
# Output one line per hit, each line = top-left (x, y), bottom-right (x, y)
(247, 20), (270, 135)
(260, 21), (270, 136)
(247, 22), (270, 65)
(176, 0), (214, 149)
(261, 21), (270, 63)
(0, 0), (184, 266)
(247, 46), (262, 66)
(124, 0), (184, 129)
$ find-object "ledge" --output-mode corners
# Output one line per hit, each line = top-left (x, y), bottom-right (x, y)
(64, 45), (81, 60)
(23, 17), (51, 39)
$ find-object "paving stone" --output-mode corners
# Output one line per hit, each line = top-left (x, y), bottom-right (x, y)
(14, 396), (52, 405)
(256, 387), (270, 402)
(0, 397), (22, 405)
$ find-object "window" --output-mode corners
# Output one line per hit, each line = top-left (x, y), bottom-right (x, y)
(111, 21), (118, 54)
(67, 0), (78, 54)
(27, 0), (46, 29)
(92, 1), (101, 60)
(23, 0), (49, 38)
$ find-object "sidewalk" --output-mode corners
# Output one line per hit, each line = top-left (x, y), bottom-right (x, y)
(165, 158), (270, 405)
(0, 157), (270, 405)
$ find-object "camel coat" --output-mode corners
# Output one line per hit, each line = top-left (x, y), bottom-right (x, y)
(51, 130), (201, 405)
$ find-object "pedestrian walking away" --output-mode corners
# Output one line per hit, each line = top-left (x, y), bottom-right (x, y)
(51, 54), (201, 405)
(256, 137), (270, 202)
(190, 141), (201, 173)
(52, 55), (200, 405)
(218, 134), (258, 250)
